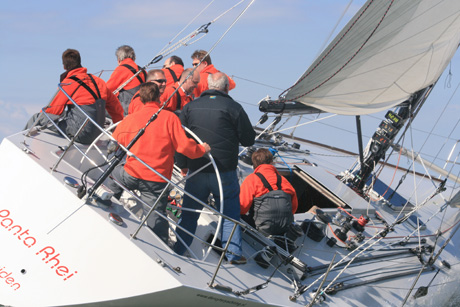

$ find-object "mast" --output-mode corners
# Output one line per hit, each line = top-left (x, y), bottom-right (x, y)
(348, 86), (433, 192)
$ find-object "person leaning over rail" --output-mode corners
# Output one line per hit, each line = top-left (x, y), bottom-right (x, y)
(190, 50), (236, 97)
(160, 68), (200, 113)
(162, 55), (184, 88)
(128, 69), (167, 115)
(108, 82), (210, 244)
(240, 148), (298, 237)
(174, 72), (255, 264)
(107, 45), (147, 115)
(24, 48), (124, 145)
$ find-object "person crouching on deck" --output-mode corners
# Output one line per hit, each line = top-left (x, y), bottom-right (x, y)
(239, 148), (298, 237)
(25, 49), (124, 144)
(108, 82), (210, 244)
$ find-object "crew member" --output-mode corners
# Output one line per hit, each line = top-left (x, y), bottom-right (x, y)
(128, 69), (167, 114)
(161, 68), (199, 112)
(109, 82), (210, 244)
(162, 55), (184, 87)
(240, 148), (298, 236)
(107, 45), (146, 114)
(25, 49), (124, 144)
(191, 50), (236, 97)
(175, 72), (255, 264)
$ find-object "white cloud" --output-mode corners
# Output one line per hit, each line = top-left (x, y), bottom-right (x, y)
(0, 100), (34, 140)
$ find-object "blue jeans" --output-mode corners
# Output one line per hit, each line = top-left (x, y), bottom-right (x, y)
(174, 170), (242, 261)
(109, 165), (169, 243)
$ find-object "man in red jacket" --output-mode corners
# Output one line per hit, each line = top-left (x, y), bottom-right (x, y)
(25, 49), (124, 144)
(162, 55), (184, 87)
(128, 69), (167, 114)
(191, 50), (236, 97)
(161, 68), (200, 112)
(240, 148), (298, 236)
(107, 45), (147, 115)
(109, 82), (210, 244)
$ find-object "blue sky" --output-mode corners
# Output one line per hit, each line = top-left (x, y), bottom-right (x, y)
(2, 0), (460, 170)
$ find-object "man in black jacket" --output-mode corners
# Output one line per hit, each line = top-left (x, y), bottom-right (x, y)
(175, 72), (255, 264)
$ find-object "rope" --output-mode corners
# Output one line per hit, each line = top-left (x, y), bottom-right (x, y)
(299, 180), (446, 300)
(323, 186), (445, 295)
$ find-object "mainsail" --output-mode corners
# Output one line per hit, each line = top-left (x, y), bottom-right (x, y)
(284, 0), (460, 115)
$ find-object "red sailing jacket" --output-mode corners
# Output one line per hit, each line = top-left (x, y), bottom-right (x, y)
(107, 58), (146, 94)
(161, 83), (194, 111)
(46, 67), (123, 123)
(162, 64), (184, 88)
(128, 88), (171, 114)
(128, 93), (143, 114)
(113, 103), (206, 182)
(193, 64), (236, 97)
(240, 164), (298, 215)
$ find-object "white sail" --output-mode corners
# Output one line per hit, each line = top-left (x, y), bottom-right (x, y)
(285, 0), (460, 115)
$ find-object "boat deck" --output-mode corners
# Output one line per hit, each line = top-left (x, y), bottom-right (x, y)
(1, 128), (459, 306)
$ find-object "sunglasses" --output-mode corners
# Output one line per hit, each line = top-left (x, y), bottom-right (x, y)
(153, 79), (167, 84)
(192, 62), (200, 67)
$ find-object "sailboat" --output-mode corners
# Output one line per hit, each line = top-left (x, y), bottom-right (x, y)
(2, 0), (460, 306)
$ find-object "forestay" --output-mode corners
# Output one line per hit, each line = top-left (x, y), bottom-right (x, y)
(284, 0), (460, 115)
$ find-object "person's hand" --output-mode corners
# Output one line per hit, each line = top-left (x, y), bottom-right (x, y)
(202, 142), (211, 153)
(181, 168), (189, 177)
(107, 140), (119, 154)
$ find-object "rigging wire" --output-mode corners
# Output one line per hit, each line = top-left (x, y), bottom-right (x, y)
(272, 115), (293, 133)
(188, 0), (256, 81)
(81, 1), (256, 197)
(159, 0), (216, 53)
(234, 98), (259, 107)
(324, 187), (444, 296)
(314, 0), (354, 58)
(289, 115), (304, 139)
(112, 24), (210, 95)
(266, 114), (337, 135)
(114, 1), (247, 95)
(231, 75), (285, 91)
(210, 0), (246, 24)
(296, 181), (447, 301)
(162, 0), (245, 53)
(366, 112), (460, 142)
(368, 136), (405, 203)
(415, 80), (460, 175)
(315, 120), (373, 141)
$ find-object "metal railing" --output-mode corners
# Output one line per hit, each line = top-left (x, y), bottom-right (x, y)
(27, 83), (248, 266)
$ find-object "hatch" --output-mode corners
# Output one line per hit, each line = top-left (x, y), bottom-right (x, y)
(279, 165), (374, 216)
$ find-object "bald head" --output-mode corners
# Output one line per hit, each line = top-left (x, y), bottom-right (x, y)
(207, 72), (229, 93)
(164, 55), (183, 68)
(146, 69), (166, 94)
(180, 68), (200, 95)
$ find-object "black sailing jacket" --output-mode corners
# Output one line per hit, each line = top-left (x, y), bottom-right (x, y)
(177, 89), (256, 172)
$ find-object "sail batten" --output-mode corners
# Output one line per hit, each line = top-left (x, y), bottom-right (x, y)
(285, 0), (460, 115)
